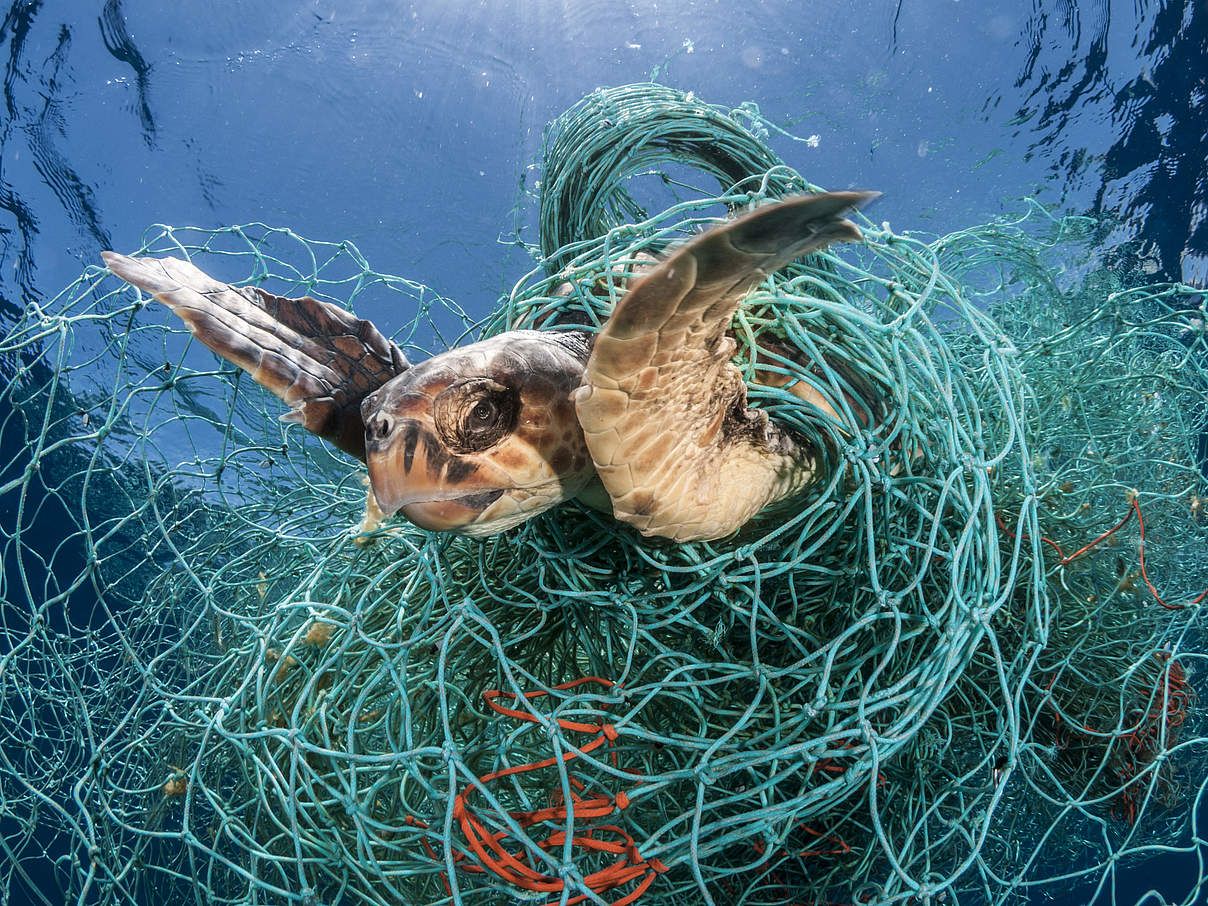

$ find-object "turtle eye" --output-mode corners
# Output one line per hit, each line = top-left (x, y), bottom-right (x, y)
(469, 398), (498, 426)
(433, 378), (517, 453)
(461, 393), (508, 445)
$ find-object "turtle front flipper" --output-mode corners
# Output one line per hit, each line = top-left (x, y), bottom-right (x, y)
(101, 252), (408, 462)
(573, 191), (877, 542)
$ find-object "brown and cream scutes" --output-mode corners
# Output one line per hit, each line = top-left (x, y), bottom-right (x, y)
(102, 191), (878, 542)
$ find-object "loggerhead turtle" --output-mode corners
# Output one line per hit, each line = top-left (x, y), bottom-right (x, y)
(101, 191), (878, 542)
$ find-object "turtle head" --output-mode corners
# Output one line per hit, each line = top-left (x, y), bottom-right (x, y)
(361, 330), (594, 536)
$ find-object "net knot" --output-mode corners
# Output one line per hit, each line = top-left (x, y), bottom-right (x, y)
(557, 861), (582, 882)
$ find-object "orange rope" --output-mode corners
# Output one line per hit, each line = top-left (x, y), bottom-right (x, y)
(1056, 506), (1134, 566)
(448, 677), (665, 906)
(995, 510), (1068, 560)
(1045, 651), (1193, 824)
(996, 495), (1207, 610)
(795, 825), (853, 858)
(1132, 497), (1207, 610)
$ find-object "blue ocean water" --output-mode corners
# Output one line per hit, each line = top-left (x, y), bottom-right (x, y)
(0, 1), (1204, 905)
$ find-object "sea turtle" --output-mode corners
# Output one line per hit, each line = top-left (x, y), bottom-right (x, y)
(102, 191), (878, 541)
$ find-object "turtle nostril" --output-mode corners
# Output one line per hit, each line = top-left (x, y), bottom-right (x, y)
(372, 414), (393, 440)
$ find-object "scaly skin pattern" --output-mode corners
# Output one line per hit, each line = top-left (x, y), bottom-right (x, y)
(574, 192), (875, 541)
(360, 331), (595, 535)
(574, 332), (818, 541)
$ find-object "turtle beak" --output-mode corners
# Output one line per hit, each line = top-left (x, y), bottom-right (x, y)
(365, 416), (504, 532)
(401, 495), (504, 532)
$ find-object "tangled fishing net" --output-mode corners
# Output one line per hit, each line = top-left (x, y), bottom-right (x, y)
(2, 84), (1207, 906)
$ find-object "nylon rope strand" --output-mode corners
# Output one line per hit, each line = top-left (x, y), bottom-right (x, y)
(1, 84), (1206, 906)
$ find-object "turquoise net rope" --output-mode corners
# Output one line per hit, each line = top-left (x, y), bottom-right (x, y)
(1, 84), (1206, 906)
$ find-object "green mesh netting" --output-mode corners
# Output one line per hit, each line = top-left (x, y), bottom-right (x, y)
(2, 84), (1207, 906)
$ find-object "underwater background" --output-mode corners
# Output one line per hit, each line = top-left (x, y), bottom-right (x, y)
(1, 2), (1205, 905)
